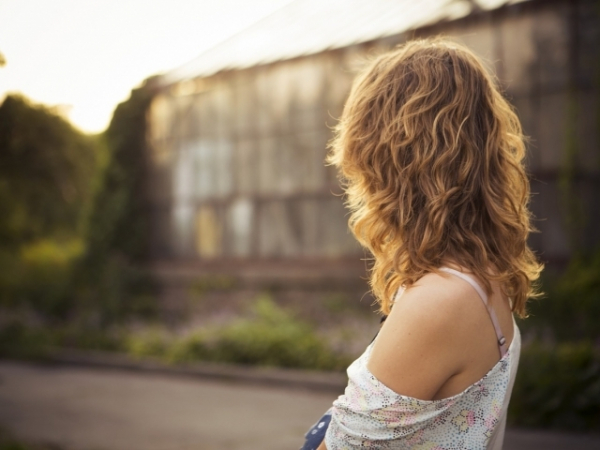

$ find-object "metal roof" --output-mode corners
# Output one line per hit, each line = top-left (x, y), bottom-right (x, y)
(162, 0), (528, 84)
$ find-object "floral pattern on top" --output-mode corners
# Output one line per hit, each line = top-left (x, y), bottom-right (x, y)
(324, 324), (520, 450)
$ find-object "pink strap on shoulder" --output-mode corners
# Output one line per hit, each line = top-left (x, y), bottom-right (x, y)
(439, 267), (508, 358)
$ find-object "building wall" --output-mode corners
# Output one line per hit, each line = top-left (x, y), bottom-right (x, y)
(147, 50), (361, 262)
(145, 0), (599, 318)
(419, 0), (600, 262)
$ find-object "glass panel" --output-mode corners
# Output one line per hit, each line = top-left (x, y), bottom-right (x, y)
(172, 203), (195, 257)
(294, 130), (327, 192)
(257, 137), (280, 195)
(228, 198), (254, 257)
(258, 200), (300, 258)
(297, 199), (319, 257)
(319, 197), (360, 258)
(195, 205), (222, 258)
(173, 142), (196, 203)
(236, 139), (257, 195)
(188, 139), (216, 200)
(215, 139), (234, 197)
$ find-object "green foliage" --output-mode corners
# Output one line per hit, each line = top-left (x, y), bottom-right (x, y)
(0, 81), (159, 322)
(136, 295), (352, 371)
(73, 77), (160, 323)
(509, 342), (600, 431)
(522, 249), (600, 342)
(0, 320), (54, 359)
(557, 90), (586, 251)
(198, 294), (348, 370)
(0, 95), (97, 249)
(127, 327), (170, 359)
(125, 294), (353, 370)
(1, 295), (351, 371)
(0, 239), (83, 316)
(0, 95), (99, 318)
(167, 330), (213, 363)
(511, 250), (600, 431)
(0, 318), (124, 359)
(73, 255), (158, 324)
(83, 78), (156, 264)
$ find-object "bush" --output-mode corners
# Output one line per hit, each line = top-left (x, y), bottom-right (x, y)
(0, 95), (100, 320)
(509, 341), (600, 431)
(201, 295), (349, 370)
(127, 327), (170, 359)
(0, 321), (54, 359)
(509, 249), (600, 431)
(128, 294), (353, 371)
(0, 95), (98, 249)
(522, 249), (600, 342)
(0, 239), (83, 317)
(72, 78), (159, 324)
(73, 255), (158, 324)
(0, 317), (124, 359)
(0, 294), (353, 372)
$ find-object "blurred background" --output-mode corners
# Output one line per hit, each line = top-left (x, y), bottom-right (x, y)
(1, 0), (599, 449)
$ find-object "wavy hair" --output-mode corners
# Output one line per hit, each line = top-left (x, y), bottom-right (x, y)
(328, 38), (543, 317)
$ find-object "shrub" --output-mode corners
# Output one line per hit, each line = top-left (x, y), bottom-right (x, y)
(522, 249), (600, 342)
(0, 239), (83, 317)
(72, 77), (159, 324)
(126, 328), (170, 359)
(167, 329), (214, 363)
(509, 341), (600, 431)
(0, 95), (97, 249)
(0, 321), (54, 359)
(0, 316), (124, 359)
(73, 255), (158, 324)
(212, 296), (342, 369)
(167, 295), (352, 371)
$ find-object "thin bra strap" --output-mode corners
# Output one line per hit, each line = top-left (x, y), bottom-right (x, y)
(439, 267), (508, 358)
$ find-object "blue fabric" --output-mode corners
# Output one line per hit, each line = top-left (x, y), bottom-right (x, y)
(301, 326), (383, 450)
(300, 409), (332, 450)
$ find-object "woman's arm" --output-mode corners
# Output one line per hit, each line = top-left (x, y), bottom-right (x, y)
(318, 273), (476, 449)
(366, 272), (470, 400)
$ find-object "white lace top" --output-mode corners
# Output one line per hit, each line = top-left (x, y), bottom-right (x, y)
(324, 268), (521, 450)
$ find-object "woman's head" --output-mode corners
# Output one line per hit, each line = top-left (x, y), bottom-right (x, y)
(328, 37), (543, 316)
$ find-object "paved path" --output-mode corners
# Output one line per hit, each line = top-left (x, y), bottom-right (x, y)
(1, 361), (599, 450)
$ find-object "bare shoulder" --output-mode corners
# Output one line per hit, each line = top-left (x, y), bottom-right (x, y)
(398, 271), (480, 319)
(366, 271), (483, 400)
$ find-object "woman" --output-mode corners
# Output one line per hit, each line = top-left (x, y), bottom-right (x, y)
(301, 38), (543, 450)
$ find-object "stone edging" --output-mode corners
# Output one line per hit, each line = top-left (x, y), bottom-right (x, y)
(43, 348), (348, 393)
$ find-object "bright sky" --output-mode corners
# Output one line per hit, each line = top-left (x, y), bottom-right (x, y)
(0, 0), (294, 134)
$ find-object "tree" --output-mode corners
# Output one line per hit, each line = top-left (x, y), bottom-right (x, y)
(75, 76), (159, 322)
(0, 95), (97, 249)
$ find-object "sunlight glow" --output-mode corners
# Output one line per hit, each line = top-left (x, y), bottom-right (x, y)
(0, 0), (294, 133)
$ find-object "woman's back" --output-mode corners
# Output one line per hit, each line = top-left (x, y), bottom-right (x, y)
(323, 268), (521, 450)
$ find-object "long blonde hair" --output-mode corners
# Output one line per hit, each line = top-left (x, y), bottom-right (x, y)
(328, 38), (543, 317)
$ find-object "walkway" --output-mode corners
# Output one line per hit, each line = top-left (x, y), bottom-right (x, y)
(0, 361), (598, 450)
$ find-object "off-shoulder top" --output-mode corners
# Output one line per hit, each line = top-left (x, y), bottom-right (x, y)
(323, 267), (521, 450)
